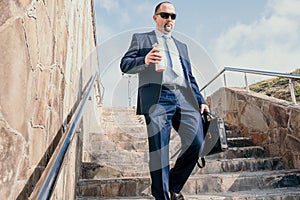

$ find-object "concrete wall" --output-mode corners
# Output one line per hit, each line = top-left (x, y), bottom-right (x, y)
(209, 87), (300, 169)
(0, 0), (100, 199)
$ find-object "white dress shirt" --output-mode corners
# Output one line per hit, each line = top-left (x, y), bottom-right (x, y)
(155, 30), (187, 87)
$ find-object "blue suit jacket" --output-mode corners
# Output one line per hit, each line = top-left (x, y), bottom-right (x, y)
(120, 31), (206, 115)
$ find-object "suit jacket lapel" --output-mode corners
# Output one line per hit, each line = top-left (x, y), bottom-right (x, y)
(148, 30), (158, 47)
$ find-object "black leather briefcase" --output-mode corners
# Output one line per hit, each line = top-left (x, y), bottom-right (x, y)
(197, 112), (228, 168)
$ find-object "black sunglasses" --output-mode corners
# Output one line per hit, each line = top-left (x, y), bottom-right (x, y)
(156, 12), (176, 20)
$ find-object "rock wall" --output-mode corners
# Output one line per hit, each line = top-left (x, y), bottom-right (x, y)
(0, 0), (100, 199)
(209, 87), (300, 169)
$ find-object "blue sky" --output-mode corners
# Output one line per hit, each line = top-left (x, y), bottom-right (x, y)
(94, 0), (300, 106)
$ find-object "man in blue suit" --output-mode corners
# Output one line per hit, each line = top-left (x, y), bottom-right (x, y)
(120, 2), (209, 199)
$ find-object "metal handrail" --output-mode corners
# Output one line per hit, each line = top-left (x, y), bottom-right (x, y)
(200, 67), (300, 104)
(31, 72), (99, 200)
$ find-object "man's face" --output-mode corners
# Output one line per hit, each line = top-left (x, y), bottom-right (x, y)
(153, 3), (176, 34)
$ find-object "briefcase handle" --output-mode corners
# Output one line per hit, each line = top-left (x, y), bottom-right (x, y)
(202, 111), (217, 119)
(197, 157), (206, 168)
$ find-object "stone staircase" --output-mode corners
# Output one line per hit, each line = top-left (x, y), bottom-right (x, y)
(76, 107), (300, 199)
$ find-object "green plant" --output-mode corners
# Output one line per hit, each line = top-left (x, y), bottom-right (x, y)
(249, 69), (300, 103)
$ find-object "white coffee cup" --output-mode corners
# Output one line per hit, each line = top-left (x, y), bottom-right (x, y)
(152, 43), (165, 72)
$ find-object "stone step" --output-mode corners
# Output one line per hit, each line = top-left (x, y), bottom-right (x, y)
(114, 140), (148, 151)
(77, 177), (150, 197)
(93, 132), (258, 157)
(100, 126), (145, 136)
(82, 156), (284, 179)
(183, 170), (300, 194)
(224, 124), (241, 137)
(77, 170), (300, 197)
(81, 162), (150, 179)
(82, 145), (274, 179)
(100, 107), (143, 125)
(82, 153), (281, 179)
(91, 145), (268, 162)
(227, 137), (253, 147)
(209, 146), (267, 159)
(77, 197), (153, 199)
(77, 187), (300, 199)
(193, 157), (284, 174)
(98, 136), (255, 154)
(185, 187), (300, 200)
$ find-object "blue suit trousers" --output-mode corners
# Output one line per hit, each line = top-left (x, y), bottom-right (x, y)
(144, 87), (204, 200)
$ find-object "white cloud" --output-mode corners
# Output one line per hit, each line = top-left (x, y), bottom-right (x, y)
(267, 0), (300, 17)
(212, 0), (300, 73)
(135, 2), (153, 14)
(96, 0), (119, 11)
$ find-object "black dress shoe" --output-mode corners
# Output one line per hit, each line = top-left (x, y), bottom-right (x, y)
(170, 191), (185, 200)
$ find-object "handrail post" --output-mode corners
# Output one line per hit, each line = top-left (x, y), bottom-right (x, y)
(223, 73), (227, 87)
(128, 75), (132, 107)
(289, 79), (297, 104)
(244, 73), (249, 92)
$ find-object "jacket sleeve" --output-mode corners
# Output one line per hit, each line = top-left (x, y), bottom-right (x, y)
(182, 43), (207, 106)
(189, 70), (206, 105)
(120, 34), (148, 74)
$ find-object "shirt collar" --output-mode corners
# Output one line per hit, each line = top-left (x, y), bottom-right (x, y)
(155, 29), (172, 39)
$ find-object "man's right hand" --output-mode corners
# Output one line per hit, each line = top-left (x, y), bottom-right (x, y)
(145, 48), (162, 65)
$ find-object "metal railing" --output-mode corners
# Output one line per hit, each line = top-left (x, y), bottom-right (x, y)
(200, 67), (300, 104)
(30, 72), (99, 200)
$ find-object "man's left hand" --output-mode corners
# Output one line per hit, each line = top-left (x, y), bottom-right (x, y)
(200, 104), (210, 114)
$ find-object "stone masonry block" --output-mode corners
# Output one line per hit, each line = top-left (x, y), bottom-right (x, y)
(240, 103), (268, 133)
(35, 0), (55, 66)
(0, 120), (24, 199)
(0, 17), (31, 133)
(269, 104), (289, 128)
(289, 108), (300, 137)
(285, 134), (300, 153)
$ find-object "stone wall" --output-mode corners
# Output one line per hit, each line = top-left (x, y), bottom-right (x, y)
(0, 0), (100, 199)
(209, 87), (300, 169)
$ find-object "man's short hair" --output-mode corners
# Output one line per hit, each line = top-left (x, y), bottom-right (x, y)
(154, 1), (173, 14)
